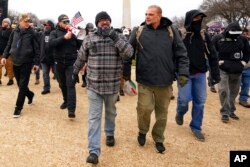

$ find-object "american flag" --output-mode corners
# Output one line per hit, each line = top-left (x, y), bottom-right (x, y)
(71, 11), (84, 27)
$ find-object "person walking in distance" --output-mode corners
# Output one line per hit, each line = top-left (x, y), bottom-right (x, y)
(73, 11), (133, 164)
(212, 22), (250, 122)
(0, 18), (14, 86)
(1, 13), (40, 118)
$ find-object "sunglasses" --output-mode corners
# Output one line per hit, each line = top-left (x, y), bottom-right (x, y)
(62, 20), (70, 24)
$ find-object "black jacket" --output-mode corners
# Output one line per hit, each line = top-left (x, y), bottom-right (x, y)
(49, 26), (81, 66)
(212, 22), (250, 74)
(184, 10), (220, 82)
(124, 17), (189, 86)
(3, 27), (40, 66)
(0, 27), (12, 54)
(40, 30), (54, 65)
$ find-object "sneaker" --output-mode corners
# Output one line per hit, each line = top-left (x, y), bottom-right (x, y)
(229, 113), (239, 120)
(210, 87), (217, 93)
(137, 132), (146, 146)
(155, 142), (166, 153)
(7, 79), (14, 86)
(192, 130), (205, 142)
(35, 79), (40, 85)
(28, 92), (34, 104)
(221, 115), (229, 123)
(86, 153), (98, 164)
(13, 109), (21, 118)
(175, 113), (183, 125)
(68, 111), (75, 118)
(41, 90), (50, 95)
(239, 101), (250, 108)
(106, 136), (115, 147)
(60, 102), (67, 109)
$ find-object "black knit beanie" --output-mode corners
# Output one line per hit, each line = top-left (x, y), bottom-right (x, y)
(95, 11), (111, 26)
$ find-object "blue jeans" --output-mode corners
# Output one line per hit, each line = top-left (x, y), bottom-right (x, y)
(239, 69), (250, 102)
(177, 73), (207, 132)
(55, 63), (76, 112)
(41, 63), (52, 91)
(87, 90), (118, 156)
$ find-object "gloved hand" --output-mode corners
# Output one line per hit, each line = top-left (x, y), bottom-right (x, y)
(178, 75), (189, 87)
(241, 61), (246, 66)
(101, 28), (119, 41)
(72, 73), (79, 84)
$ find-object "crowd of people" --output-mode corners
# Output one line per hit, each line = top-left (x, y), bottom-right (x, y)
(0, 4), (249, 165)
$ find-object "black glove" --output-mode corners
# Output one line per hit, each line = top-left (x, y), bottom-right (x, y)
(72, 73), (79, 84)
(101, 28), (119, 41)
(178, 75), (189, 87)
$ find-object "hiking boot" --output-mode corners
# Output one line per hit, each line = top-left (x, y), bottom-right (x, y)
(120, 89), (125, 96)
(239, 101), (250, 108)
(41, 90), (50, 95)
(137, 132), (146, 146)
(13, 109), (21, 118)
(175, 113), (183, 125)
(60, 102), (67, 109)
(106, 136), (115, 147)
(7, 79), (14, 86)
(117, 95), (120, 102)
(221, 115), (229, 123)
(155, 142), (166, 153)
(210, 87), (217, 93)
(192, 130), (205, 142)
(68, 111), (75, 118)
(229, 113), (239, 120)
(0, 80), (2, 84)
(28, 92), (34, 104)
(86, 153), (98, 164)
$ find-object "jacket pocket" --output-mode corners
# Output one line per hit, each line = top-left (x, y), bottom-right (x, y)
(220, 60), (244, 74)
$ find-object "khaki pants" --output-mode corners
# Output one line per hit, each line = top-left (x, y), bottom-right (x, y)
(0, 55), (14, 80)
(137, 83), (172, 143)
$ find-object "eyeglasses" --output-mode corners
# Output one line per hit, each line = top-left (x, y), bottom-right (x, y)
(62, 20), (70, 24)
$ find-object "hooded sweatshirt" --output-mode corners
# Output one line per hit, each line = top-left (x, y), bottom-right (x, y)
(212, 22), (250, 74)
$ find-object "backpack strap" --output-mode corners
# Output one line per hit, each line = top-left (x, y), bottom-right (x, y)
(167, 26), (174, 41)
(136, 26), (144, 50)
(200, 29), (210, 56)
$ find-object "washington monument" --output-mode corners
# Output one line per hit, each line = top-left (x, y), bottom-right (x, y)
(122, 0), (131, 28)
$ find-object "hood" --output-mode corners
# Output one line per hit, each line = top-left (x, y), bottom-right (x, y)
(184, 9), (206, 31)
(140, 17), (172, 29)
(223, 22), (242, 36)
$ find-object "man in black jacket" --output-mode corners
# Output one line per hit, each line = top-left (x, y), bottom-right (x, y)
(212, 22), (250, 123)
(124, 5), (189, 153)
(49, 14), (81, 119)
(176, 10), (220, 142)
(40, 20), (55, 95)
(0, 18), (14, 85)
(1, 13), (40, 118)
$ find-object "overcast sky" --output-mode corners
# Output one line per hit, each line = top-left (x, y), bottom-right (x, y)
(9, 0), (203, 28)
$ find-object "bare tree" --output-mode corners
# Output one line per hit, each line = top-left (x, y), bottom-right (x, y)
(200, 0), (250, 28)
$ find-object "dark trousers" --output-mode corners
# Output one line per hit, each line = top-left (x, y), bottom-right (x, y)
(56, 63), (76, 112)
(13, 63), (33, 110)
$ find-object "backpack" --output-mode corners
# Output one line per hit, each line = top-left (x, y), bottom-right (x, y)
(184, 29), (211, 57)
(135, 25), (174, 51)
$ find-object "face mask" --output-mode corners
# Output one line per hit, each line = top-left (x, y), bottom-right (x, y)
(191, 20), (202, 33)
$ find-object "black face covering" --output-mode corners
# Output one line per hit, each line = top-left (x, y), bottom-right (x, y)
(191, 20), (202, 33)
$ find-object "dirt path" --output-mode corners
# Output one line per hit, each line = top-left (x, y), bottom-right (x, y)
(0, 68), (249, 167)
